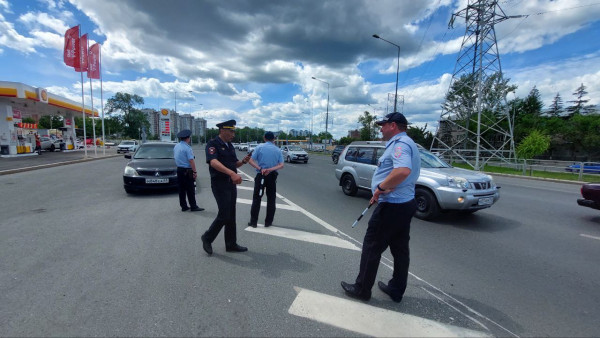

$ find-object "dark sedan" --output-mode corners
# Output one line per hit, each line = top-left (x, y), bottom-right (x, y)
(122, 142), (178, 193)
(577, 183), (600, 210)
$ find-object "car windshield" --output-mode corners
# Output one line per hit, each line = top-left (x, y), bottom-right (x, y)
(419, 149), (451, 168)
(121, 141), (134, 145)
(134, 144), (175, 159)
(288, 146), (303, 151)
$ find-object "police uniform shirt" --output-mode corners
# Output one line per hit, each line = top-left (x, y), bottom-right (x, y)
(206, 136), (239, 179)
(371, 132), (421, 203)
(251, 142), (283, 172)
(174, 140), (194, 168)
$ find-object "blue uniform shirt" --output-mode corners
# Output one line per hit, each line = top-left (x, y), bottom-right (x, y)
(251, 141), (284, 172)
(371, 132), (421, 203)
(174, 141), (194, 168)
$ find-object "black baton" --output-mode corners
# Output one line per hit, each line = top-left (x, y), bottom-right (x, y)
(352, 203), (374, 228)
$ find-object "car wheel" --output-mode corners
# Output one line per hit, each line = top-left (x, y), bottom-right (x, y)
(124, 187), (135, 194)
(332, 155), (339, 164)
(414, 187), (440, 220)
(304, 160), (308, 163)
(341, 174), (358, 196)
(287, 156), (291, 163)
(50, 144), (55, 152)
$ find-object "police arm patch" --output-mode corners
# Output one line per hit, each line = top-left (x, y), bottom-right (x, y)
(208, 147), (216, 155)
(393, 145), (403, 159)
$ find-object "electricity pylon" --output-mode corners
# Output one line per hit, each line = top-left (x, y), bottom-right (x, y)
(432, 0), (519, 170)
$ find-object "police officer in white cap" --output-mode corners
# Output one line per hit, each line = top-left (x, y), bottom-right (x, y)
(174, 129), (204, 212)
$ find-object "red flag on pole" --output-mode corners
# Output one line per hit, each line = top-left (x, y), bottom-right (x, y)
(74, 34), (89, 72)
(63, 26), (79, 67)
(87, 43), (100, 79)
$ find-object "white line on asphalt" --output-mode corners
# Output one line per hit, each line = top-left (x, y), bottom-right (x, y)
(237, 169), (516, 337)
(245, 225), (360, 251)
(236, 198), (299, 211)
(580, 233), (600, 241)
(288, 287), (491, 338)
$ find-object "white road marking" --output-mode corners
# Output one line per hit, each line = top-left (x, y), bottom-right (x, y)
(236, 198), (299, 211)
(245, 225), (360, 251)
(580, 234), (600, 241)
(237, 185), (254, 191)
(289, 287), (491, 338)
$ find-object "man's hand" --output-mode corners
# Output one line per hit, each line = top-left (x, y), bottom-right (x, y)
(242, 154), (251, 164)
(230, 172), (243, 184)
(261, 168), (270, 176)
(370, 186), (391, 205)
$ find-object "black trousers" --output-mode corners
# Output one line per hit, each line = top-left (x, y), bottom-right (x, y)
(355, 200), (416, 298)
(249, 172), (278, 225)
(203, 179), (237, 246)
(177, 167), (197, 208)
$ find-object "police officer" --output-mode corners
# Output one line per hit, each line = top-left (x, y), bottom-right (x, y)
(341, 112), (421, 303)
(201, 120), (251, 255)
(247, 131), (284, 227)
(174, 129), (204, 212)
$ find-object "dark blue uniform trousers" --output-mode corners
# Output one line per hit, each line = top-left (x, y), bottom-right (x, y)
(355, 199), (417, 299)
(203, 179), (237, 246)
(249, 172), (278, 225)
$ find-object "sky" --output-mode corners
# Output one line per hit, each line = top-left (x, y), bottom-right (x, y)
(1, 0), (599, 139)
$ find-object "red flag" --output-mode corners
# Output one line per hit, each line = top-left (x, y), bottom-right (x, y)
(87, 43), (100, 79)
(74, 34), (88, 72)
(63, 26), (79, 67)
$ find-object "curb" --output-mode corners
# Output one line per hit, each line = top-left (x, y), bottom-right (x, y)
(0, 154), (122, 176)
(485, 172), (586, 186)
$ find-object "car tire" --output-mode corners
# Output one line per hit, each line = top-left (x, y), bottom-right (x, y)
(304, 160), (308, 163)
(341, 174), (358, 196)
(332, 155), (339, 164)
(287, 156), (291, 163)
(50, 144), (55, 152)
(414, 187), (440, 220)
(124, 187), (135, 194)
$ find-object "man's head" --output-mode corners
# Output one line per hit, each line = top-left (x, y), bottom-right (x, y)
(375, 112), (409, 140)
(216, 119), (236, 142)
(177, 129), (192, 143)
(264, 131), (275, 142)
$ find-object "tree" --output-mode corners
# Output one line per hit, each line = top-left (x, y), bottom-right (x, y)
(105, 92), (147, 139)
(516, 130), (550, 159)
(566, 83), (596, 116)
(513, 87), (545, 143)
(547, 93), (563, 117)
(406, 124), (433, 148)
(316, 131), (332, 141)
(357, 111), (378, 140)
(38, 115), (64, 129)
(338, 136), (357, 145)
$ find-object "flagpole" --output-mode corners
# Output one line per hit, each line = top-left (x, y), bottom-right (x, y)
(99, 45), (106, 156)
(79, 26), (87, 158)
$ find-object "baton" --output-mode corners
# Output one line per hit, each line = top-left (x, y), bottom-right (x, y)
(351, 203), (374, 228)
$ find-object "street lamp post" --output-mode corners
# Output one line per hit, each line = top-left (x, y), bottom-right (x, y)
(311, 76), (330, 139)
(373, 34), (400, 114)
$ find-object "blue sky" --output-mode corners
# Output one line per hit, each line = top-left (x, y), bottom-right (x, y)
(1, 0), (599, 139)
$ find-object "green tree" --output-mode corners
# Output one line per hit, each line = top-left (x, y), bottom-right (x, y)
(38, 115), (64, 129)
(547, 93), (563, 117)
(516, 130), (550, 159)
(357, 111), (378, 140)
(513, 86), (544, 143)
(105, 92), (147, 139)
(338, 136), (357, 145)
(566, 83), (595, 116)
(406, 124), (433, 148)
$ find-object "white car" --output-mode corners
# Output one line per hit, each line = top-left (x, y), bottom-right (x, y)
(281, 145), (309, 163)
(247, 143), (258, 154)
(39, 137), (63, 152)
(117, 140), (139, 153)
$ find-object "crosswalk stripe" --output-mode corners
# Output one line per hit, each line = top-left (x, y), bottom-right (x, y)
(236, 198), (299, 211)
(245, 225), (360, 251)
(288, 287), (491, 337)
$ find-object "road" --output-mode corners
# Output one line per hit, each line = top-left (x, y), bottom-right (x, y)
(0, 145), (599, 336)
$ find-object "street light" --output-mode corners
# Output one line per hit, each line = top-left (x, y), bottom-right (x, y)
(311, 76), (330, 138)
(373, 34), (400, 114)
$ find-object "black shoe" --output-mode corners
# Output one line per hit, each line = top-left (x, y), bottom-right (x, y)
(264, 223), (272, 227)
(247, 222), (257, 228)
(226, 244), (248, 252)
(377, 281), (402, 303)
(190, 206), (205, 212)
(340, 281), (371, 301)
(181, 206), (190, 212)
(201, 235), (212, 255)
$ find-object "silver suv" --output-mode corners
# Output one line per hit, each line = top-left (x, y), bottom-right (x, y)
(334, 141), (500, 220)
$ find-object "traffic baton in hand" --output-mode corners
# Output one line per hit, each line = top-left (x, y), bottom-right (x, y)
(351, 203), (374, 228)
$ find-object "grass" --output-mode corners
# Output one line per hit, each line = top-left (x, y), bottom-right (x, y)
(451, 162), (600, 183)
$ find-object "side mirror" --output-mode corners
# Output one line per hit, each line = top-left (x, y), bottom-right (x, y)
(124, 154), (131, 159)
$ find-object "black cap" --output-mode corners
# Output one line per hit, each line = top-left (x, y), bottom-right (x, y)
(216, 119), (236, 130)
(177, 129), (192, 138)
(375, 112), (409, 125)
(264, 131), (275, 140)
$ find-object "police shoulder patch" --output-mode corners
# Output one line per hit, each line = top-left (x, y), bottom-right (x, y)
(393, 145), (403, 159)
(208, 147), (216, 155)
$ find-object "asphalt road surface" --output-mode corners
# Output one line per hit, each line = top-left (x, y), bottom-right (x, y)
(1, 144), (598, 337)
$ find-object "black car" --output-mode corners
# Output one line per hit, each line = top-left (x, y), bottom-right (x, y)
(122, 142), (178, 193)
(578, 183), (600, 210)
(331, 145), (346, 164)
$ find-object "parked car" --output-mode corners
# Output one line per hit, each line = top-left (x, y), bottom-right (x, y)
(334, 141), (500, 220)
(122, 142), (179, 193)
(248, 143), (258, 154)
(117, 140), (139, 153)
(237, 143), (248, 151)
(281, 145), (309, 163)
(577, 183), (600, 210)
(331, 145), (346, 164)
(565, 162), (600, 174)
(39, 137), (63, 152)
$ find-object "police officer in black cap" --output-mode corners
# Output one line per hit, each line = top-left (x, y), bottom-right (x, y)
(174, 129), (204, 212)
(201, 119), (251, 255)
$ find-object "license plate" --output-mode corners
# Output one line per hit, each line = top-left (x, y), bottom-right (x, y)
(146, 178), (169, 184)
(478, 197), (493, 206)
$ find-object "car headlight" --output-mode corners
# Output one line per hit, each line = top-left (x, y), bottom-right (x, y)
(447, 176), (470, 189)
(486, 174), (496, 188)
(124, 166), (139, 177)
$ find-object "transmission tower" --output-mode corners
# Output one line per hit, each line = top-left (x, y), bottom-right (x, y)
(432, 0), (518, 170)
(386, 93), (404, 114)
